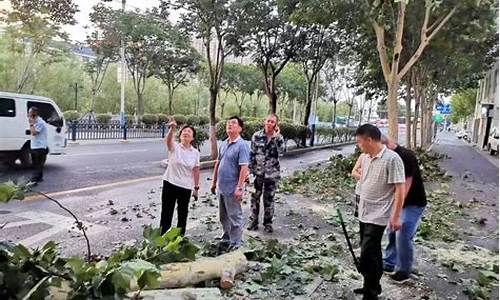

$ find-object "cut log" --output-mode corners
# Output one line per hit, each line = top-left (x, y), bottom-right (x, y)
(127, 287), (222, 299)
(131, 250), (248, 290)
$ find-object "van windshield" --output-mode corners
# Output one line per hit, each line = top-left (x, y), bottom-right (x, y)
(27, 101), (63, 128)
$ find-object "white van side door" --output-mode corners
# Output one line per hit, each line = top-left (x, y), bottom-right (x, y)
(0, 97), (27, 151)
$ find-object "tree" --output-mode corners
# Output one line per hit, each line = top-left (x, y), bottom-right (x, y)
(221, 63), (260, 116)
(91, 4), (172, 117)
(0, 0), (78, 92)
(294, 25), (341, 130)
(169, 0), (235, 159)
(449, 89), (476, 124)
(230, 0), (306, 114)
(84, 31), (118, 112)
(276, 64), (307, 122)
(151, 26), (201, 115)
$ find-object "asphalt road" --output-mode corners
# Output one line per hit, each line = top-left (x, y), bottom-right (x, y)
(0, 139), (356, 194)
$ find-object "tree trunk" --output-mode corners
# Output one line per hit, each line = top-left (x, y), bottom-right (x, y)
(332, 101), (337, 128)
(209, 88), (218, 159)
(268, 91), (278, 114)
(302, 78), (315, 146)
(293, 98), (297, 123)
(152, 251), (247, 290)
(387, 81), (400, 140)
(413, 100), (419, 149)
(303, 79), (315, 127)
(420, 92), (427, 148)
(137, 92), (144, 117)
(168, 86), (174, 115)
(405, 83), (412, 148)
(347, 101), (353, 126)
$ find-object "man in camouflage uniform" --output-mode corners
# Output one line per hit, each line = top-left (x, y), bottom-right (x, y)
(248, 114), (285, 233)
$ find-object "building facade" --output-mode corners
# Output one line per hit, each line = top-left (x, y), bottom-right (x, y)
(471, 60), (499, 149)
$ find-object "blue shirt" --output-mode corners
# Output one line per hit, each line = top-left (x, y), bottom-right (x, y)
(30, 117), (48, 149)
(217, 137), (250, 195)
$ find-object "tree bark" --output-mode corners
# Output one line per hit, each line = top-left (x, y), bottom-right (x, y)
(209, 87), (218, 160)
(332, 101), (337, 128)
(405, 82), (412, 148)
(167, 86), (174, 115)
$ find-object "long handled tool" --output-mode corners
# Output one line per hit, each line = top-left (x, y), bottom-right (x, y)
(336, 208), (360, 272)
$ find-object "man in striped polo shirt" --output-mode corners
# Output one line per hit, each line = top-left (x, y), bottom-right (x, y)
(354, 124), (406, 300)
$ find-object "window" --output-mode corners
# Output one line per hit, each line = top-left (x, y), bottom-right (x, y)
(27, 101), (63, 127)
(0, 98), (15, 117)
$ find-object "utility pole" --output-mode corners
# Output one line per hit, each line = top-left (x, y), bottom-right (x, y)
(74, 82), (78, 111)
(119, 0), (126, 127)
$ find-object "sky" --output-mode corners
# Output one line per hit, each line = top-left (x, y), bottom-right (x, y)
(64, 0), (177, 42)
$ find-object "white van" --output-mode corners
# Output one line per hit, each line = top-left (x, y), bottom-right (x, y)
(0, 91), (67, 166)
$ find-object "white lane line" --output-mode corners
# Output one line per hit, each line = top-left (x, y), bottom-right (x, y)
(2, 220), (39, 229)
(14, 210), (108, 246)
(62, 149), (148, 157)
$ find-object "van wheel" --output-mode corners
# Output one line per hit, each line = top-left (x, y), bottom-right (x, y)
(19, 145), (32, 167)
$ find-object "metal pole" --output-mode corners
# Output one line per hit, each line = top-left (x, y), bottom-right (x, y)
(119, 0), (126, 128)
(74, 83), (78, 111)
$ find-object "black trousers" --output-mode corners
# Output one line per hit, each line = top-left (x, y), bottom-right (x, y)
(359, 221), (386, 299)
(31, 148), (48, 181)
(160, 180), (192, 236)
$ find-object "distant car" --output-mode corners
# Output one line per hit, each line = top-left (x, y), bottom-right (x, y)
(487, 127), (499, 156)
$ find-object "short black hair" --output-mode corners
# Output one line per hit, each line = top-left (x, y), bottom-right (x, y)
(356, 124), (381, 141)
(228, 116), (244, 128)
(29, 106), (39, 116)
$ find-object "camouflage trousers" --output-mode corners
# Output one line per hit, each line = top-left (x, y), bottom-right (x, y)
(249, 176), (277, 225)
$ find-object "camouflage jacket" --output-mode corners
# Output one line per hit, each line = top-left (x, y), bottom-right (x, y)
(249, 129), (285, 180)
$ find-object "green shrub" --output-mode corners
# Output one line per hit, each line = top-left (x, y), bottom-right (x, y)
(141, 114), (158, 125)
(173, 114), (187, 125)
(63, 111), (81, 122)
(185, 115), (201, 126)
(198, 116), (209, 126)
(96, 114), (112, 124)
(280, 123), (308, 146)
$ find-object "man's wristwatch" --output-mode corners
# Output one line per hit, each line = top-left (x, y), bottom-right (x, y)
(194, 185), (200, 190)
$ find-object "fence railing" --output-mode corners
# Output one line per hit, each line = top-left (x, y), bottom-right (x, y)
(68, 121), (167, 141)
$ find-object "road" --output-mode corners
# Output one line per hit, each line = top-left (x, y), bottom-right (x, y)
(0, 138), (356, 194)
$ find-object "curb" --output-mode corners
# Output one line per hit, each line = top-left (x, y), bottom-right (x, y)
(161, 141), (357, 170)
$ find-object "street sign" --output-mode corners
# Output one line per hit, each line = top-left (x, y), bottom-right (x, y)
(436, 103), (451, 115)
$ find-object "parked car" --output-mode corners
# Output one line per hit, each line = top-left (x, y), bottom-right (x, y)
(0, 91), (67, 166)
(487, 127), (499, 156)
(455, 130), (468, 140)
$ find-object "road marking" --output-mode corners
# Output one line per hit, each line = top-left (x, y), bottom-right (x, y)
(24, 176), (162, 202)
(62, 149), (148, 157)
(14, 210), (107, 246)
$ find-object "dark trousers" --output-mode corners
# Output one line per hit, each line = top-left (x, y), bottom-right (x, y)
(249, 176), (277, 225)
(31, 148), (48, 181)
(160, 180), (192, 236)
(359, 221), (386, 299)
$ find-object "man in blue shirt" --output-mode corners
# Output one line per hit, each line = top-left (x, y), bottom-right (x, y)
(28, 107), (48, 184)
(210, 116), (250, 250)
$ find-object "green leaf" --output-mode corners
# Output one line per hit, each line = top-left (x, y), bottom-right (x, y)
(163, 227), (182, 242)
(164, 236), (183, 253)
(21, 275), (49, 300)
(12, 244), (32, 260)
(137, 269), (160, 289)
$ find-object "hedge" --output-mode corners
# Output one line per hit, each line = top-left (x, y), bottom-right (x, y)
(215, 120), (309, 147)
(96, 114), (112, 124)
(315, 127), (356, 144)
(63, 111), (81, 122)
(141, 114), (159, 125)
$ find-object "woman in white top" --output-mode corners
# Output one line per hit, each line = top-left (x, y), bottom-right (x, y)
(160, 117), (200, 236)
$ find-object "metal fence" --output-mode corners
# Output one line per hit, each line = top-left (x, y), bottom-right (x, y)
(67, 121), (167, 141)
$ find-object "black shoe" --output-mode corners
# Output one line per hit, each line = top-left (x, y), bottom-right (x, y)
(227, 244), (240, 252)
(390, 272), (411, 283)
(247, 222), (258, 231)
(353, 286), (382, 295)
(264, 224), (273, 233)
